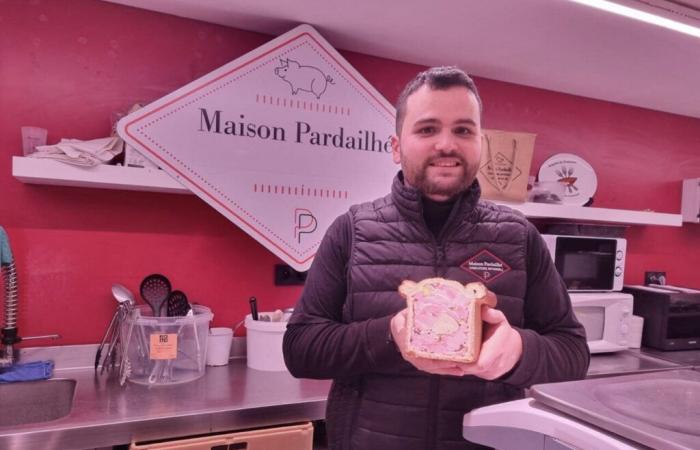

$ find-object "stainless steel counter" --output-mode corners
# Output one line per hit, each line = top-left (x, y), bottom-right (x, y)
(639, 347), (700, 367)
(4, 344), (697, 450)
(0, 345), (331, 450)
(587, 348), (689, 378)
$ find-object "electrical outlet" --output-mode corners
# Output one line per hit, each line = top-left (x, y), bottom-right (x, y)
(274, 264), (308, 286)
(644, 271), (667, 286)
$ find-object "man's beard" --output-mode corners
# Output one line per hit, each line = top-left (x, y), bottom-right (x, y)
(405, 153), (475, 199)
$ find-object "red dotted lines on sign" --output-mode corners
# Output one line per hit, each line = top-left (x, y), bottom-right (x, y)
(138, 134), (312, 258)
(255, 94), (351, 116)
(133, 46), (312, 138)
(253, 183), (349, 200)
(302, 40), (393, 125)
(136, 38), (392, 132)
(134, 36), (392, 259)
(290, 244), (317, 258)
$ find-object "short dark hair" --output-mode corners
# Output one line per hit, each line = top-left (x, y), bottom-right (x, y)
(394, 66), (482, 135)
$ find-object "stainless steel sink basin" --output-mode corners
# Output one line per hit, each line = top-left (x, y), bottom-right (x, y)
(532, 369), (700, 450)
(0, 378), (76, 427)
(593, 378), (700, 436)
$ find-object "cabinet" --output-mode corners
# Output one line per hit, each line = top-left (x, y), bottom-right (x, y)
(12, 156), (683, 226)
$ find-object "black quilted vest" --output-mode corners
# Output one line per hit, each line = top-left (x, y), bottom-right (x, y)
(327, 174), (531, 450)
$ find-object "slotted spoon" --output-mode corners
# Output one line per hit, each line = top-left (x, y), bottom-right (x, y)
(139, 274), (171, 317)
(167, 290), (191, 317)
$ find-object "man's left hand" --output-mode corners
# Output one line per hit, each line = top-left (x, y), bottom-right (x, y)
(456, 305), (523, 380)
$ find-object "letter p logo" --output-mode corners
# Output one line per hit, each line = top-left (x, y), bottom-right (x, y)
(294, 208), (317, 243)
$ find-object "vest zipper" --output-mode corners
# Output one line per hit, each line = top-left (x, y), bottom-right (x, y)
(433, 198), (460, 277)
(423, 219), (442, 277)
(426, 375), (440, 450)
(436, 244), (447, 277)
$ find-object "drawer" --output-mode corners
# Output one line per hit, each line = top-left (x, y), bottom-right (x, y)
(130, 422), (313, 450)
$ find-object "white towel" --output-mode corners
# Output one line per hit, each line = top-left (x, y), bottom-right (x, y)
(30, 136), (123, 167)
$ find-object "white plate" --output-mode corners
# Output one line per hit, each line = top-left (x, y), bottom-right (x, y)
(538, 153), (597, 205)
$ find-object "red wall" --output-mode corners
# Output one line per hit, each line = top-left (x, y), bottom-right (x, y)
(2, 0), (699, 346)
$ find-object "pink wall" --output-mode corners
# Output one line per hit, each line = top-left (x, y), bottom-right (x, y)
(2, 0), (699, 346)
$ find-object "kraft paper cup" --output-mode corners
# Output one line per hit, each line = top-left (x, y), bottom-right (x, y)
(206, 327), (233, 366)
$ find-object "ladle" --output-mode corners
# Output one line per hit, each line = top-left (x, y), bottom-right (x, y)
(111, 283), (136, 309)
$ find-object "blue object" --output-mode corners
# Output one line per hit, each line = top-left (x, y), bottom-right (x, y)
(0, 360), (54, 383)
(0, 226), (14, 265)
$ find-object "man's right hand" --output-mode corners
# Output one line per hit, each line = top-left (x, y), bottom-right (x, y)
(390, 309), (465, 377)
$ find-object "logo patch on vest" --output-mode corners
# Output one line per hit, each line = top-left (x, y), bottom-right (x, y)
(460, 250), (511, 283)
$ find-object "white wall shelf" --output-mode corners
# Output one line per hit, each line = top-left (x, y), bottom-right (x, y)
(12, 156), (683, 226)
(12, 156), (188, 194)
(492, 199), (682, 227)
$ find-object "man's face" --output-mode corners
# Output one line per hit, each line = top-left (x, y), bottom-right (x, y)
(391, 85), (482, 201)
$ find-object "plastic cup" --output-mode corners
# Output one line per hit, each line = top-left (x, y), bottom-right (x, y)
(206, 327), (234, 366)
(628, 315), (644, 349)
(21, 126), (48, 156)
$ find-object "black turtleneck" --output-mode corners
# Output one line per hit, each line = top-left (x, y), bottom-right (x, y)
(422, 196), (456, 237)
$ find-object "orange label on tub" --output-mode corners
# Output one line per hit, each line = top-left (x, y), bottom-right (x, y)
(149, 333), (178, 360)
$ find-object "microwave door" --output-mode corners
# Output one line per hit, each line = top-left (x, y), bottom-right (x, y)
(570, 293), (632, 353)
(556, 238), (617, 291)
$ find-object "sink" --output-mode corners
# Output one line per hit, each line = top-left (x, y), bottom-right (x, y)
(531, 369), (700, 450)
(593, 378), (700, 436)
(0, 378), (76, 427)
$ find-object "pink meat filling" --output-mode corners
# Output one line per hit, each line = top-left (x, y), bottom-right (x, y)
(410, 282), (471, 355)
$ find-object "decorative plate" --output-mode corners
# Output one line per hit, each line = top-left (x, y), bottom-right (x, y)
(538, 153), (597, 205)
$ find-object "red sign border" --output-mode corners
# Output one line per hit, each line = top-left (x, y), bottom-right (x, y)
(123, 27), (394, 265)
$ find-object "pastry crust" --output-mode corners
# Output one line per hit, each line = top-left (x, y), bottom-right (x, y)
(399, 278), (497, 363)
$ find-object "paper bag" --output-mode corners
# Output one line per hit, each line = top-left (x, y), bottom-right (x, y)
(477, 129), (536, 202)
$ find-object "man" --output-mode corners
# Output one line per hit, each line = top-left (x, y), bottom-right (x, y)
(283, 66), (589, 450)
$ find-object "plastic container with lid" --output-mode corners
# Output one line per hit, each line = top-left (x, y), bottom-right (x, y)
(244, 312), (291, 371)
(121, 305), (213, 385)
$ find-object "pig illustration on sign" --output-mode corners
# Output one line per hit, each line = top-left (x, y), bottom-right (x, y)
(274, 59), (334, 99)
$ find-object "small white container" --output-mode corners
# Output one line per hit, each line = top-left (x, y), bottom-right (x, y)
(245, 313), (288, 371)
(628, 315), (644, 349)
(122, 305), (212, 385)
(206, 327), (233, 366)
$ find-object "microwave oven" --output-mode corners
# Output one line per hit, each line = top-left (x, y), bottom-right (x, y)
(541, 234), (626, 292)
(623, 284), (700, 351)
(570, 292), (633, 353)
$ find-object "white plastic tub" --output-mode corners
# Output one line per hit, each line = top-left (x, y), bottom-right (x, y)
(244, 313), (289, 371)
(121, 305), (213, 385)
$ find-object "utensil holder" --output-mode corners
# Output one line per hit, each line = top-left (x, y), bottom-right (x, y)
(121, 305), (212, 385)
(244, 313), (288, 371)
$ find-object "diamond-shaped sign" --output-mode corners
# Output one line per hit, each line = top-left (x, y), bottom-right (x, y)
(117, 24), (397, 271)
(460, 250), (511, 283)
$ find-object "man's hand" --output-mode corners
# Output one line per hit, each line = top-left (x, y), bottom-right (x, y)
(390, 305), (522, 379)
(456, 305), (523, 380)
(390, 309), (465, 376)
